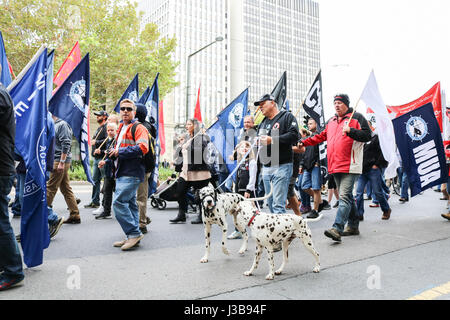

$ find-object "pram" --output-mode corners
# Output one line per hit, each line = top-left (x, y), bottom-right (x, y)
(149, 174), (196, 210)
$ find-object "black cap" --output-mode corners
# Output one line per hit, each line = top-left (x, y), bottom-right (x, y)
(94, 110), (109, 117)
(254, 94), (275, 106)
(334, 94), (350, 107)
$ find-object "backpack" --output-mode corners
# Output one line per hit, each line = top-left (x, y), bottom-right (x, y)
(131, 121), (156, 173)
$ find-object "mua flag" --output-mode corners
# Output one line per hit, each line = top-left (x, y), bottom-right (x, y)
(145, 73), (160, 196)
(207, 88), (248, 174)
(302, 70), (328, 182)
(49, 54), (93, 184)
(0, 31), (12, 87)
(114, 73), (139, 112)
(360, 70), (400, 179)
(393, 103), (446, 197)
(9, 47), (50, 267)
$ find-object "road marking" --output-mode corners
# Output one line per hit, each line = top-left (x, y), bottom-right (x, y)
(408, 281), (450, 300)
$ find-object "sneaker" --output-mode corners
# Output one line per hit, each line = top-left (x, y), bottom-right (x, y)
(49, 217), (64, 238)
(318, 200), (329, 212)
(333, 201), (339, 208)
(84, 203), (99, 209)
(227, 230), (242, 240)
(300, 205), (311, 214)
(307, 210), (319, 219)
(369, 202), (380, 208)
(324, 228), (342, 242)
(0, 275), (24, 291)
(399, 198), (409, 203)
(322, 203), (331, 210)
(442, 213), (450, 221)
(93, 206), (104, 214)
(95, 212), (111, 219)
(342, 226), (360, 236)
(121, 235), (144, 251)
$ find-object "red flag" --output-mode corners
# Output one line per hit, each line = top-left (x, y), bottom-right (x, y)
(194, 85), (202, 122)
(53, 41), (81, 92)
(159, 100), (165, 156)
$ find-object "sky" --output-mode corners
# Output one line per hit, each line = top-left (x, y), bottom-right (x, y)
(317, 0), (450, 119)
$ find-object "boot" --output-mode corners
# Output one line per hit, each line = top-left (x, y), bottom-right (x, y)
(191, 211), (203, 224)
(170, 208), (186, 223)
(63, 213), (81, 224)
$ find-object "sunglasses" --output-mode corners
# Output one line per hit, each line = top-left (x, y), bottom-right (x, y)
(120, 107), (134, 112)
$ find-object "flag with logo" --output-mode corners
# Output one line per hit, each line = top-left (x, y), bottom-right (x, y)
(144, 73), (160, 196)
(0, 30), (12, 87)
(302, 70), (328, 182)
(393, 103), (446, 197)
(53, 41), (81, 93)
(139, 86), (150, 104)
(8, 47), (50, 267)
(360, 71), (400, 179)
(113, 73), (139, 112)
(49, 54), (93, 184)
(207, 88), (249, 174)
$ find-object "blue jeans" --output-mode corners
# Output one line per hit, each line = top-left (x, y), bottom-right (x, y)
(11, 172), (26, 215)
(332, 173), (360, 233)
(296, 173), (311, 207)
(0, 175), (24, 280)
(262, 163), (293, 214)
(355, 169), (390, 217)
(399, 168), (409, 200)
(113, 176), (142, 239)
(91, 158), (104, 205)
(301, 166), (322, 190)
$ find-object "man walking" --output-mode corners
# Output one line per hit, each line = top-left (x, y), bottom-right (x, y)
(0, 73), (25, 291)
(85, 109), (108, 209)
(47, 114), (81, 224)
(255, 94), (300, 214)
(298, 94), (371, 242)
(102, 99), (149, 251)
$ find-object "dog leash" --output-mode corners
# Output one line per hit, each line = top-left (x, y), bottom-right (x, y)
(247, 210), (260, 227)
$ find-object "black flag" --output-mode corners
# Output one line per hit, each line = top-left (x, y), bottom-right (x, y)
(302, 70), (328, 183)
(272, 71), (287, 110)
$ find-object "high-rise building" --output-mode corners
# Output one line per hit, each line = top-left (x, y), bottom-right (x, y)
(138, 0), (320, 156)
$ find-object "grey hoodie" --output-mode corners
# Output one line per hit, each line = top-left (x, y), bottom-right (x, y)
(54, 118), (73, 163)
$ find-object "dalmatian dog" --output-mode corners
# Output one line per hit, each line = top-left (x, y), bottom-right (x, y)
(196, 183), (273, 264)
(237, 201), (321, 280)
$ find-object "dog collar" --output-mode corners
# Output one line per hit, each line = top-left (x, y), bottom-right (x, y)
(248, 210), (260, 227)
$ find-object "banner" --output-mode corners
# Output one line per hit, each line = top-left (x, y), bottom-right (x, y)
(0, 30), (12, 87)
(302, 70), (328, 182)
(393, 103), (446, 197)
(9, 47), (50, 267)
(207, 88), (249, 175)
(360, 70), (400, 179)
(113, 73), (139, 112)
(53, 41), (81, 92)
(145, 73), (160, 196)
(49, 54), (93, 184)
(389, 82), (443, 132)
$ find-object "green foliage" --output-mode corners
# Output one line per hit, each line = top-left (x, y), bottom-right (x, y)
(0, 0), (179, 110)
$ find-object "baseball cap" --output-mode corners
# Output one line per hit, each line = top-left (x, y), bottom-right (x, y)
(94, 110), (109, 117)
(254, 93), (275, 106)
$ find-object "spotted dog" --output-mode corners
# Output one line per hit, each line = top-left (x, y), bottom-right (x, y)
(196, 184), (273, 263)
(237, 201), (321, 280)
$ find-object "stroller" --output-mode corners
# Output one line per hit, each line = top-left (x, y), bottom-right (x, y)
(150, 174), (196, 210)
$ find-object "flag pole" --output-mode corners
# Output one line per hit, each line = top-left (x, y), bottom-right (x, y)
(7, 46), (46, 92)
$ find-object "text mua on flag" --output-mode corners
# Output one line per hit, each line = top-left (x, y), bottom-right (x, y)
(8, 47), (50, 267)
(49, 53), (94, 184)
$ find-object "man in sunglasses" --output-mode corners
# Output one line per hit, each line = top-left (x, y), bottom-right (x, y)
(100, 99), (149, 251)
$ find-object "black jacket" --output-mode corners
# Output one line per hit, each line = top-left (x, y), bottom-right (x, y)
(362, 134), (388, 174)
(258, 110), (300, 167)
(300, 132), (320, 171)
(0, 84), (16, 176)
(187, 134), (211, 172)
(91, 123), (108, 159)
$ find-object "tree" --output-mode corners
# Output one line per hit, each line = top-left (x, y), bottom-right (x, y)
(0, 0), (179, 111)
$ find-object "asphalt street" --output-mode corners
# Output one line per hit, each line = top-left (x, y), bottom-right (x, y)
(2, 183), (450, 301)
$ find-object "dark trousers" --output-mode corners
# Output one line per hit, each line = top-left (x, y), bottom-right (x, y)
(0, 175), (24, 279)
(176, 177), (210, 211)
(102, 177), (115, 215)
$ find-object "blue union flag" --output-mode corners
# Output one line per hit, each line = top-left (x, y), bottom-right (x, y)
(393, 103), (446, 197)
(114, 73), (139, 113)
(9, 47), (50, 267)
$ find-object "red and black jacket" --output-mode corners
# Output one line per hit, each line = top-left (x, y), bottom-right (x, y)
(301, 108), (371, 175)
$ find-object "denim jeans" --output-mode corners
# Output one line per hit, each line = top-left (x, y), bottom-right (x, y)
(0, 175), (24, 280)
(11, 172), (26, 215)
(301, 166), (322, 190)
(332, 173), (360, 233)
(399, 167), (410, 200)
(262, 163), (293, 214)
(91, 158), (104, 205)
(296, 173), (311, 207)
(355, 169), (390, 217)
(113, 176), (142, 239)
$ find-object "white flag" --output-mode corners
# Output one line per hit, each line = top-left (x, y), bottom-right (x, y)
(360, 70), (400, 179)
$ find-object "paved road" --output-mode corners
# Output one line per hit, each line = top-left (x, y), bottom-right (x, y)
(2, 184), (450, 301)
